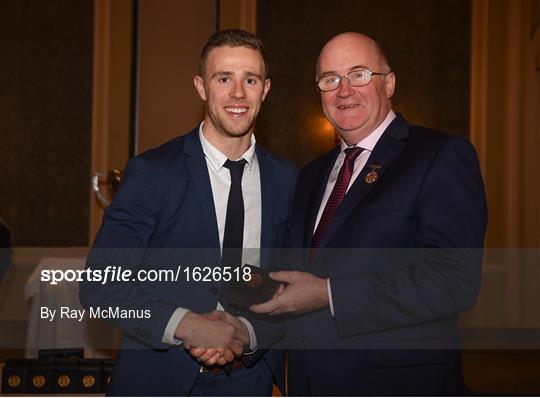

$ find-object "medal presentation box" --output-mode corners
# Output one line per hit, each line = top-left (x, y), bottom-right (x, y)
(1, 354), (114, 394)
(227, 264), (281, 309)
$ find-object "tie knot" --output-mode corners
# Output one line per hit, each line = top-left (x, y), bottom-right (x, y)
(343, 146), (364, 163)
(224, 159), (247, 183)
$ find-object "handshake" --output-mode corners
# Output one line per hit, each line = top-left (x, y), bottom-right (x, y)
(174, 310), (250, 367)
(172, 270), (330, 367)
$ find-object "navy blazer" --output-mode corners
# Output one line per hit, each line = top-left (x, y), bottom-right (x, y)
(285, 114), (487, 396)
(79, 127), (296, 396)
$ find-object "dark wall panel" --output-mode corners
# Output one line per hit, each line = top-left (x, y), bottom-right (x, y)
(257, 0), (471, 166)
(0, 0), (93, 246)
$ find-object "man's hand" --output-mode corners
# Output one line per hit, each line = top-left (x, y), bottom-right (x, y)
(176, 311), (250, 366)
(249, 271), (329, 315)
(211, 311), (250, 348)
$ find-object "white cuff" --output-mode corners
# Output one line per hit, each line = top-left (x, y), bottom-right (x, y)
(162, 307), (190, 345)
(238, 316), (257, 354)
(327, 279), (335, 318)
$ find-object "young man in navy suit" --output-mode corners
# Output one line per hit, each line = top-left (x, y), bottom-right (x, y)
(252, 32), (487, 395)
(80, 30), (296, 396)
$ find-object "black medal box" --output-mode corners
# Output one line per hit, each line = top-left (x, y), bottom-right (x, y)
(2, 349), (114, 394)
(226, 264), (281, 309)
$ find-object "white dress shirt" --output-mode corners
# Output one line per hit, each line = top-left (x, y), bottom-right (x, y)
(162, 123), (260, 350)
(317, 110), (396, 317)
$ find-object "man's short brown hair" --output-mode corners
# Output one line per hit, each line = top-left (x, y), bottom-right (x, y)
(199, 29), (269, 78)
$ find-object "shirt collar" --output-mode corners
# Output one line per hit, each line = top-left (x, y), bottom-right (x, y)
(198, 122), (257, 172)
(340, 110), (396, 153)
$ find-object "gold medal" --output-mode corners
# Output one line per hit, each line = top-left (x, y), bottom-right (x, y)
(8, 375), (21, 388)
(58, 374), (71, 388)
(33, 374), (46, 388)
(82, 375), (96, 388)
(246, 273), (262, 287)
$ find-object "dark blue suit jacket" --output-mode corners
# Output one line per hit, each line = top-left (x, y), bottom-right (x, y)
(285, 114), (487, 395)
(79, 127), (296, 396)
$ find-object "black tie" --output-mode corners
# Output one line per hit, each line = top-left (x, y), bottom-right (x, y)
(222, 159), (247, 269)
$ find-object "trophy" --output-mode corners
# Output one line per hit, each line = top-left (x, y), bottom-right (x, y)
(91, 170), (123, 208)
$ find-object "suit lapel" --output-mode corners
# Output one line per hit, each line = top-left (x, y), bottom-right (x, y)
(312, 114), (410, 263)
(303, 148), (340, 249)
(256, 146), (274, 267)
(183, 129), (220, 249)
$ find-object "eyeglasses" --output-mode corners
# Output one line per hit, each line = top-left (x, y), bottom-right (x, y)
(316, 69), (391, 92)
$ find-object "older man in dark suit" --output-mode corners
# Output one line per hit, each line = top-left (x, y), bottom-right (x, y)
(251, 32), (487, 395)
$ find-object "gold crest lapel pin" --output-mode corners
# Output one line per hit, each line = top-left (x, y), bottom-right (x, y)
(364, 163), (382, 184)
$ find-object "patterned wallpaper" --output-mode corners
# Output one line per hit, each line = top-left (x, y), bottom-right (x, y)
(0, 0), (93, 246)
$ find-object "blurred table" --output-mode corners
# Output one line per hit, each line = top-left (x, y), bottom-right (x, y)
(24, 255), (117, 358)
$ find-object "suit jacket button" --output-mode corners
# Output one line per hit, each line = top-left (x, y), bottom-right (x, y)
(210, 287), (218, 295)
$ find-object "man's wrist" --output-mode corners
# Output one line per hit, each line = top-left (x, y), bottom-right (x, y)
(175, 310), (195, 341)
(319, 276), (330, 305)
(327, 278), (335, 317)
(237, 316), (257, 353)
(162, 307), (190, 345)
